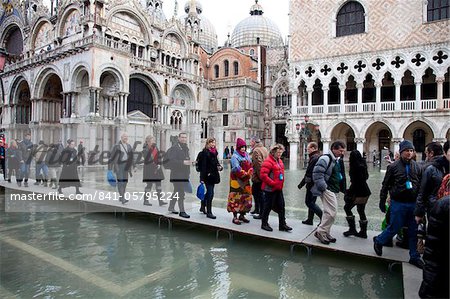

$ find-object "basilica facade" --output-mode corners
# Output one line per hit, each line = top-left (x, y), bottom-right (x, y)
(0, 0), (448, 163)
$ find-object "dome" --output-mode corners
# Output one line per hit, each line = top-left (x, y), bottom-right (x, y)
(180, 0), (218, 53)
(231, 0), (284, 48)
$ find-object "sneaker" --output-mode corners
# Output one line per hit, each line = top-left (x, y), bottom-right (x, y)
(279, 224), (293, 231)
(314, 231), (330, 245)
(373, 237), (383, 256)
(206, 213), (216, 219)
(409, 258), (425, 269)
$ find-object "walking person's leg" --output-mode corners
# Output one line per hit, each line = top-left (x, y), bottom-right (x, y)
(205, 184), (216, 219)
(356, 203), (368, 238)
(261, 191), (273, 231)
(343, 194), (358, 237)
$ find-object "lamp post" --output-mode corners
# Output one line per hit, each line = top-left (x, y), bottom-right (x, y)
(296, 115), (319, 168)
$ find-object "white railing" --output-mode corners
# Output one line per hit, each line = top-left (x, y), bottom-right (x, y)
(421, 99), (437, 110)
(297, 106), (308, 115)
(345, 104), (358, 113)
(444, 98), (450, 109)
(312, 105), (324, 114)
(400, 100), (415, 111)
(328, 104), (340, 114)
(362, 103), (376, 112)
(381, 102), (395, 111)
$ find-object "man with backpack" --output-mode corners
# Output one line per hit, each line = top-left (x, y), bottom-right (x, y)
(311, 141), (347, 245)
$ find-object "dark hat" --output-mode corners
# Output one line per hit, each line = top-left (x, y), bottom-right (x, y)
(399, 140), (415, 153)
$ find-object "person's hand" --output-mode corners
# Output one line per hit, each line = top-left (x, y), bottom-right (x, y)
(183, 160), (191, 165)
(247, 169), (254, 176)
(415, 216), (423, 224)
(379, 200), (386, 213)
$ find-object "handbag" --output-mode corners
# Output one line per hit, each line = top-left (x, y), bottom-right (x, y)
(196, 183), (206, 201)
(107, 170), (117, 187)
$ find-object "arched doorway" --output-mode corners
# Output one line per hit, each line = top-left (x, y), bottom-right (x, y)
(330, 122), (356, 151)
(12, 80), (31, 125)
(128, 78), (153, 118)
(403, 121), (434, 158)
(364, 122), (393, 162)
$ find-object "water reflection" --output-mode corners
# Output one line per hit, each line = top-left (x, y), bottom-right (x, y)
(0, 201), (402, 298)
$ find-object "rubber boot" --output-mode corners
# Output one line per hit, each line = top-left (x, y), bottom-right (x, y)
(43, 178), (48, 187)
(302, 209), (314, 225)
(343, 216), (358, 237)
(357, 220), (368, 239)
(206, 198), (216, 219)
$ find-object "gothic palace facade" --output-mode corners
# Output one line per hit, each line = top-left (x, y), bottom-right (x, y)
(0, 0), (449, 162)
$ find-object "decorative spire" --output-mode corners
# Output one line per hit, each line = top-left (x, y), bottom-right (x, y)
(250, 0), (263, 16)
(174, 0), (178, 17)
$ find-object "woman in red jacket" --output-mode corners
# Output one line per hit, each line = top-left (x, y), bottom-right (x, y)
(260, 144), (292, 232)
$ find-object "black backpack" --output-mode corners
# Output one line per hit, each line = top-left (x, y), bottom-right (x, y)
(195, 151), (205, 172)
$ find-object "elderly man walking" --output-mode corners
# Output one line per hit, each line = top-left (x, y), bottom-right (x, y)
(311, 141), (347, 245)
(373, 140), (424, 269)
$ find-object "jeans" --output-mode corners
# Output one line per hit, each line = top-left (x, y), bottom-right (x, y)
(305, 188), (322, 220)
(205, 184), (215, 213)
(375, 200), (419, 261)
(35, 162), (49, 180)
(20, 163), (31, 181)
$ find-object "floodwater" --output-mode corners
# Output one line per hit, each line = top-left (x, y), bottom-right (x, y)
(0, 204), (402, 298)
(0, 162), (403, 298)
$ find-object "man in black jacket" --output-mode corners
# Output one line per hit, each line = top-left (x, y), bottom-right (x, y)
(415, 141), (449, 223)
(109, 133), (134, 204)
(165, 132), (191, 218)
(374, 140), (424, 268)
(298, 142), (322, 225)
(19, 133), (33, 187)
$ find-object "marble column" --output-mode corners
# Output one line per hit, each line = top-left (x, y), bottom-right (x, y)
(289, 139), (299, 170)
(395, 82), (401, 111)
(291, 92), (298, 115)
(357, 83), (363, 113)
(339, 84), (345, 113)
(307, 88), (313, 115)
(392, 138), (402, 155)
(321, 137), (331, 154)
(415, 81), (421, 110)
(436, 77), (444, 109)
(323, 87), (329, 114)
(355, 137), (365, 155)
(375, 83), (381, 112)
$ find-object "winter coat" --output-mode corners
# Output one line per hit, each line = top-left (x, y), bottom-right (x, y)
(19, 139), (33, 163)
(415, 156), (449, 217)
(251, 143), (269, 183)
(6, 147), (22, 169)
(198, 148), (221, 185)
(347, 159), (371, 198)
(311, 152), (346, 197)
(34, 144), (48, 164)
(46, 144), (64, 168)
(260, 154), (285, 192)
(380, 158), (421, 204)
(299, 150), (320, 190)
(59, 147), (81, 188)
(108, 142), (134, 175)
(142, 145), (164, 182)
(165, 142), (190, 182)
(419, 195), (449, 299)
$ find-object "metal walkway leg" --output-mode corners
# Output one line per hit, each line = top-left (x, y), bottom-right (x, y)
(216, 229), (233, 241)
(388, 262), (401, 272)
(158, 216), (172, 230)
(290, 243), (312, 257)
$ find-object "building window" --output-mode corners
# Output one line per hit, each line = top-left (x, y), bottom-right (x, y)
(336, 1), (365, 37)
(214, 65), (219, 78)
(427, 0), (449, 21)
(233, 61), (239, 76)
(222, 98), (228, 111)
(223, 114), (228, 126)
(224, 60), (229, 77)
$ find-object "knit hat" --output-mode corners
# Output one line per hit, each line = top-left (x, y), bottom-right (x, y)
(236, 138), (246, 149)
(399, 140), (415, 153)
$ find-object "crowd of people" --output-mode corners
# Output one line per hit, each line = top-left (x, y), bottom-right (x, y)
(1, 132), (448, 298)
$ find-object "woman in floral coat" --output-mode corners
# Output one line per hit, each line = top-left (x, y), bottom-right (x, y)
(227, 138), (253, 225)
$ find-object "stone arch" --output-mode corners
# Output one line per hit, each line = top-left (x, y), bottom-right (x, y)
(106, 6), (152, 43)
(402, 121), (435, 154)
(128, 74), (162, 118)
(161, 30), (188, 56)
(329, 121), (358, 151)
(57, 6), (82, 38)
(363, 121), (394, 158)
(33, 66), (63, 98)
(440, 121), (450, 140)
(71, 63), (91, 90)
(9, 77), (31, 125)
(324, 119), (360, 140)
(96, 65), (126, 91)
(170, 84), (194, 108)
(30, 18), (54, 51)
(1, 23), (24, 55)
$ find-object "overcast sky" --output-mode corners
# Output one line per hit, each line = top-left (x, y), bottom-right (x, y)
(164, 0), (290, 45)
